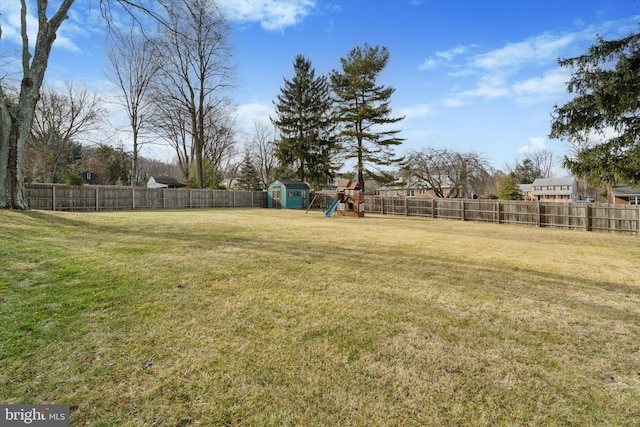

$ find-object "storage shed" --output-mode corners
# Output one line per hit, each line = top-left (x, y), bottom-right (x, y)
(147, 176), (186, 188)
(267, 180), (311, 209)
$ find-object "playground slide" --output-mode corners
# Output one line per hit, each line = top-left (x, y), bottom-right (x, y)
(324, 199), (340, 217)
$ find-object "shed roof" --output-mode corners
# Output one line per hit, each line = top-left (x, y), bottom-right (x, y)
(153, 176), (180, 185)
(148, 176), (186, 188)
(272, 180), (309, 189)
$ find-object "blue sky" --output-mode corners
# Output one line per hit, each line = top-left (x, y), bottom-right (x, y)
(1, 0), (639, 173)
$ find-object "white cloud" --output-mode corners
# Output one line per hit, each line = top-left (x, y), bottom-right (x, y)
(419, 44), (476, 71)
(235, 101), (275, 137)
(458, 73), (510, 100)
(0, 2), (36, 45)
(472, 33), (576, 70)
(517, 136), (547, 155)
(418, 58), (438, 71)
(441, 97), (466, 107)
(0, 2), (86, 52)
(511, 68), (569, 103)
(436, 44), (475, 61)
(219, 0), (316, 31)
(436, 31), (580, 105)
(398, 104), (432, 119)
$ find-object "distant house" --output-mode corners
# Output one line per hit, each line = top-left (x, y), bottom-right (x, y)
(220, 178), (240, 190)
(611, 185), (640, 205)
(147, 176), (186, 189)
(531, 177), (577, 202)
(82, 171), (99, 185)
(518, 183), (534, 201)
(267, 180), (310, 209)
(378, 177), (452, 198)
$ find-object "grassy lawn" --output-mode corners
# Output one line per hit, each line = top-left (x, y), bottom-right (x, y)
(1, 208), (640, 426)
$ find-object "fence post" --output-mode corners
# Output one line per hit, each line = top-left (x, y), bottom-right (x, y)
(163, 189), (166, 209)
(461, 199), (466, 221)
(537, 202), (542, 227)
(584, 205), (590, 232)
(132, 187), (135, 210)
(52, 186), (56, 211)
(405, 197), (408, 216)
(496, 200), (500, 224)
(432, 199), (436, 218)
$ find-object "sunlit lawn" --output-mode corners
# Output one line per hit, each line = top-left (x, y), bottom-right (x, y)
(1, 208), (639, 426)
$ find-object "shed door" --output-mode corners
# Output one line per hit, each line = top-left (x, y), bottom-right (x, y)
(302, 190), (307, 208)
(272, 187), (281, 208)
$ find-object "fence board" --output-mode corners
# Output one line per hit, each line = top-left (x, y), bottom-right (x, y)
(27, 184), (266, 212)
(364, 196), (638, 235)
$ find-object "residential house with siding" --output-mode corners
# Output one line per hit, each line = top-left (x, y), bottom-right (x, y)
(531, 177), (577, 202)
(611, 185), (640, 204)
(518, 183), (534, 201)
(378, 177), (452, 198)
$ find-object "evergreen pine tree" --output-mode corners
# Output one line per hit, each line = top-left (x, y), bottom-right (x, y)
(238, 154), (262, 191)
(272, 55), (339, 189)
(498, 174), (524, 200)
(331, 43), (405, 192)
(550, 30), (640, 193)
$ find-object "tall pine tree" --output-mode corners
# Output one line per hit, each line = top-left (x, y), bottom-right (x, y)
(237, 153), (262, 191)
(272, 55), (338, 189)
(331, 44), (404, 192)
(550, 30), (640, 196)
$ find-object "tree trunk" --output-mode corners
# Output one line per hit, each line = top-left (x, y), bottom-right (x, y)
(6, 77), (41, 210)
(0, 102), (14, 208)
(0, 0), (75, 209)
(357, 136), (365, 193)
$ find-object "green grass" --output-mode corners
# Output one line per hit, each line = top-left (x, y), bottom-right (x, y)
(1, 208), (640, 426)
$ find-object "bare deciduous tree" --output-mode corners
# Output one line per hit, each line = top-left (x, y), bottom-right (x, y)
(510, 149), (555, 183)
(404, 147), (494, 198)
(149, 0), (234, 188)
(204, 107), (236, 176)
(152, 96), (192, 181)
(0, 0), (166, 209)
(105, 24), (161, 186)
(28, 82), (103, 183)
(0, 0), (75, 208)
(247, 120), (278, 189)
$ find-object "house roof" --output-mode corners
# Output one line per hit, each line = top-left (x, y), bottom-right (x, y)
(612, 185), (640, 197)
(272, 180), (309, 189)
(531, 177), (576, 186)
(518, 184), (533, 193)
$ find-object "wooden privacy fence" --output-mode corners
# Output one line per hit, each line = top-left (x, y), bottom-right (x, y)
(26, 184), (267, 211)
(365, 196), (640, 235)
